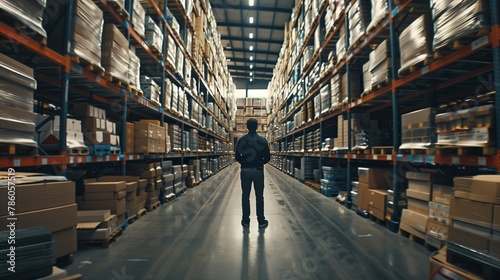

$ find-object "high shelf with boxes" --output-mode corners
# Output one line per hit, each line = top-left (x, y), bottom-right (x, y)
(268, 0), (500, 272)
(234, 98), (269, 136)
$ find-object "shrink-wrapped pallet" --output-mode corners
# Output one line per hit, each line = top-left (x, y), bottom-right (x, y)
(432, 0), (489, 51)
(72, 0), (104, 68)
(133, 0), (146, 38)
(369, 40), (390, 87)
(0, 0), (47, 37)
(348, 0), (370, 49)
(398, 14), (433, 77)
(102, 24), (130, 84)
(367, 0), (388, 32)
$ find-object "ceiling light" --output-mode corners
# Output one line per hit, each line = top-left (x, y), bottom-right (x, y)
(250, 64), (254, 69)
(226, 58), (231, 61)
(249, 0), (254, 6)
(250, 72), (253, 76)
(249, 46), (254, 51)
(249, 33), (254, 39)
(249, 17), (254, 24)
(250, 56), (254, 61)
(250, 78), (253, 82)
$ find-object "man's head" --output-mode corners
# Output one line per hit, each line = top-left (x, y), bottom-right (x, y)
(247, 118), (258, 132)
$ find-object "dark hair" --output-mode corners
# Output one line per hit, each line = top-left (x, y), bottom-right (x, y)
(247, 118), (258, 131)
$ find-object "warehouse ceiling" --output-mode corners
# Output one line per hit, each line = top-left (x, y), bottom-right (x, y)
(209, 0), (294, 90)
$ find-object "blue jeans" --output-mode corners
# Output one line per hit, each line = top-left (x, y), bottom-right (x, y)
(240, 167), (265, 223)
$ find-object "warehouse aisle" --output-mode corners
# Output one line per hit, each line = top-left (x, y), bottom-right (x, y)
(66, 164), (431, 279)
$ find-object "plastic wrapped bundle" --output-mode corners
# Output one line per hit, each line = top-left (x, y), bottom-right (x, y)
(367, 0), (388, 32)
(362, 62), (371, 93)
(348, 0), (371, 48)
(145, 16), (164, 53)
(133, 0), (146, 38)
(398, 15), (433, 77)
(72, 0), (104, 67)
(102, 24), (130, 83)
(128, 50), (141, 91)
(331, 73), (341, 109)
(320, 85), (331, 114)
(0, 0), (47, 38)
(432, 0), (489, 51)
(369, 40), (390, 87)
(336, 25), (346, 59)
(140, 76), (161, 104)
(0, 53), (37, 147)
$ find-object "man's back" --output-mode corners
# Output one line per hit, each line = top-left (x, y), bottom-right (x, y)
(235, 132), (271, 168)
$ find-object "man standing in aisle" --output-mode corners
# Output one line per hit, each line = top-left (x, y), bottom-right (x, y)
(235, 118), (271, 228)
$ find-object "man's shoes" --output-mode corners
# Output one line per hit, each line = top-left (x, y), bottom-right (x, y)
(241, 220), (250, 227)
(258, 220), (269, 228)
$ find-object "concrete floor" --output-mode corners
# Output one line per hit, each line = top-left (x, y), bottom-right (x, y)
(66, 164), (431, 280)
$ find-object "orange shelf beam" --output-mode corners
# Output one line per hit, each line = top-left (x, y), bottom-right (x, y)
(0, 156), (65, 169)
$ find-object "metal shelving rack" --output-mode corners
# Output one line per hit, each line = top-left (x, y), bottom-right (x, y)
(268, 0), (500, 222)
(0, 0), (234, 179)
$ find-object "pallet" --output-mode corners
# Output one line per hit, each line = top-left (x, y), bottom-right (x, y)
(107, 0), (130, 20)
(70, 54), (105, 77)
(149, 99), (161, 107)
(126, 214), (137, 225)
(361, 89), (372, 98)
(0, 143), (38, 156)
(67, 145), (89, 156)
(372, 146), (394, 155)
(77, 228), (123, 249)
(136, 208), (147, 219)
(105, 74), (129, 88)
(348, 34), (366, 52)
(436, 145), (496, 156)
(305, 181), (321, 192)
(353, 149), (370, 155)
(88, 144), (111, 156)
(425, 235), (446, 251)
(366, 14), (389, 34)
(56, 253), (74, 267)
(369, 215), (386, 226)
(0, 11), (47, 46)
(149, 45), (163, 58)
(434, 27), (491, 59)
(398, 229), (425, 245)
(446, 243), (500, 279)
(110, 146), (121, 155)
(399, 147), (435, 155)
(131, 87), (144, 97)
(371, 78), (391, 91)
(398, 57), (433, 77)
(146, 201), (161, 212)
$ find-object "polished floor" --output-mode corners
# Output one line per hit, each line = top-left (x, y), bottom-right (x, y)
(66, 164), (431, 280)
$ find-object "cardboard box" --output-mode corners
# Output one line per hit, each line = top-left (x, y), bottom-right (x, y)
(85, 181), (127, 193)
(99, 214), (117, 229)
(368, 204), (385, 221)
(77, 210), (111, 223)
(126, 122), (135, 153)
(367, 189), (387, 211)
(408, 197), (429, 216)
(0, 204), (77, 232)
(77, 227), (112, 240)
(453, 176), (473, 199)
(432, 184), (453, 205)
(429, 247), (483, 280)
(357, 182), (369, 211)
(495, 206), (500, 232)
(358, 168), (391, 188)
(146, 190), (159, 200)
(0, 181), (75, 216)
(449, 197), (493, 228)
(163, 174), (174, 182)
(117, 213), (126, 226)
(400, 209), (428, 235)
(126, 191), (137, 201)
(426, 220), (449, 241)
(407, 180), (432, 197)
(84, 130), (111, 145)
(448, 221), (489, 254)
(429, 202), (450, 225)
(53, 227), (77, 258)
(470, 175), (500, 204)
(405, 188), (429, 201)
(126, 197), (137, 210)
(102, 24), (129, 50)
(84, 190), (126, 201)
(78, 198), (126, 215)
(81, 117), (106, 131)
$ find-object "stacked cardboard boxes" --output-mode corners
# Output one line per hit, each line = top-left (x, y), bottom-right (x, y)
(369, 40), (391, 88)
(125, 122), (135, 153)
(36, 115), (85, 150)
(132, 0), (146, 38)
(94, 176), (145, 217)
(134, 120), (166, 154)
(80, 181), (127, 226)
(169, 124), (182, 151)
(73, 104), (112, 149)
(102, 24), (130, 84)
(341, 71), (361, 103)
(141, 76), (161, 105)
(400, 107), (437, 150)
(0, 177), (77, 259)
(173, 165), (183, 193)
(449, 175), (500, 259)
(76, 210), (117, 241)
(362, 62), (371, 94)
(426, 184), (454, 247)
(398, 14), (433, 77)
(145, 16), (164, 53)
(0, 0), (47, 38)
(336, 25), (346, 61)
(348, 0), (370, 49)
(357, 168), (391, 220)
(72, 0), (104, 68)
(128, 49), (141, 93)
(127, 163), (161, 209)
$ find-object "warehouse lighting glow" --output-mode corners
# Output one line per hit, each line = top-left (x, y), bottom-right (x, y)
(250, 64), (254, 69)
(250, 72), (253, 76)
(249, 46), (254, 51)
(249, 32), (254, 39)
(250, 56), (254, 61)
(249, 0), (254, 6)
(250, 78), (253, 82)
(249, 17), (254, 24)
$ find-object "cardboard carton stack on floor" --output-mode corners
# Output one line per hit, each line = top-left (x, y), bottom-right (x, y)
(80, 180), (127, 226)
(426, 184), (454, 248)
(173, 165), (183, 193)
(162, 161), (175, 198)
(358, 168), (391, 221)
(400, 171), (451, 240)
(449, 175), (500, 259)
(189, 159), (201, 184)
(127, 162), (161, 209)
(76, 210), (117, 241)
(0, 175), (77, 259)
(96, 176), (146, 217)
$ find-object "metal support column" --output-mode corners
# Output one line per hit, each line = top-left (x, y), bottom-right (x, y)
(389, 0), (402, 224)
(121, 94), (128, 175)
(345, 1), (352, 209)
(490, 0), (500, 173)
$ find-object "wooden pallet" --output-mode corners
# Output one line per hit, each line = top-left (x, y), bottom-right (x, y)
(56, 253), (74, 267)
(446, 246), (500, 279)
(436, 145), (496, 156)
(71, 54), (105, 77)
(107, 0), (130, 20)
(0, 143), (38, 156)
(371, 78), (391, 91)
(305, 181), (321, 192)
(369, 215), (385, 226)
(372, 146), (394, 155)
(146, 201), (161, 212)
(126, 214), (137, 225)
(398, 229), (425, 245)
(110, 146), (121, 155)
(398, 57), (433, 77)
(77, 228), (123, 249)
(366, 14), (389, 34)
(353, 149), (370, 155)
(0, 11), (47, 46)
(131, 87), (144, 97)
(136, 208), (147, 219)
(399, 147), (436, 155)
(105, 74), (130, 88)
(67, 145), (89, 156)
(348, 34), (366, 52)
(434, 26), (491, 59)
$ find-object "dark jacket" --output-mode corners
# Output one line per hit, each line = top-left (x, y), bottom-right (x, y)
(235, 131), (271, 168)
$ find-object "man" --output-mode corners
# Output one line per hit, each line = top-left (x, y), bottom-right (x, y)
(235, 118), (271, 228)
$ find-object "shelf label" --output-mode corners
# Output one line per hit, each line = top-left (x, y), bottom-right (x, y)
(14, 159), (20, 167)
(387, 155), (392, 161)
(69, 156), (74, 164)
(352, 154), (357, 159)
(372, 155), (378, 160)
(42, 158), (48, 165)
(478, 157), (486, 166)
(472, 36), (488, 51)
(452, 157), (460, 165)
(421, 66), (430, 75)
(129, 155), (134, 160)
